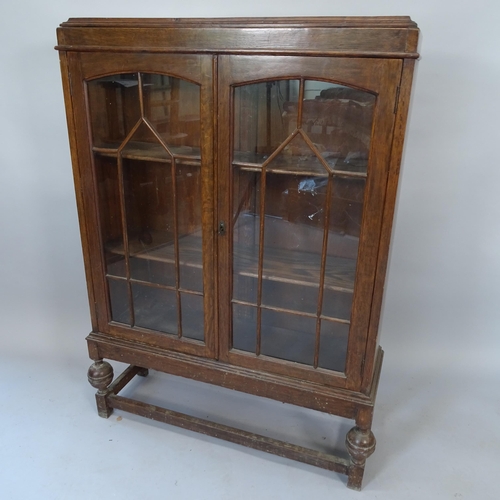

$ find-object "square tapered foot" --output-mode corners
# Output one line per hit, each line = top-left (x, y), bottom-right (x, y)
(347, 465), (365, 491)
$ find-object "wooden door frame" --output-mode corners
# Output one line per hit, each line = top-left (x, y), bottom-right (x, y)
(66, 51), (217, 358)
(217, 55), (401, 390)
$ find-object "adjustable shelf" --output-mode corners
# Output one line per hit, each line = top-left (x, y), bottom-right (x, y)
(93, 141), (201, 165)
(107, 230), (356, 294)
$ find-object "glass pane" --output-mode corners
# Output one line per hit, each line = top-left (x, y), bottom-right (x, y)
(318, 320), (349, 372)
(180, 293), (204, 341)
(87, 74), (140, 148)
(261, 310), (315, 366)
(120, 135), (172, 163)
(234, 80), (299, 164)
(267, 133), (327, 176)
(262, 280), (319, 315)
(143, 74), (201, 156)
(261, 171), (327, 314)
(177, 164), (203, 292)
(95, 155), (126, 277)
(302, 81), (375, 174)
(232, 168), (260, 303)
(232, 303), (257, 353)
(322, 178), (366, 320)
(322, 289), (354, 321)
(132, 283), (177, 334)
(330, 177), (366, 239)
(122, 123), (176, 287)
(108, 278), (130, 325)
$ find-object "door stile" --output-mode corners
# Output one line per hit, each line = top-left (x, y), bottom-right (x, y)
(216, 56), (233, 363)
(199, 54), (217, 357)
(360, 59), (416, 393)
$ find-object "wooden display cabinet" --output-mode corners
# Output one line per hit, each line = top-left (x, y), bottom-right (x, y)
(56, 17), (419, 490)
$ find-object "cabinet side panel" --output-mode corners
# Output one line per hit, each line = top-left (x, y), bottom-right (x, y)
(361, 59), (417, 393)
(66, 53), (111, 332)
(343, 59), (401, 391)
(58, 51), (99, 331)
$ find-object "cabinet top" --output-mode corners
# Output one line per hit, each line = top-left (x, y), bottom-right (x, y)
(60, 16), (417, 29)
(56, 17), (419, 58)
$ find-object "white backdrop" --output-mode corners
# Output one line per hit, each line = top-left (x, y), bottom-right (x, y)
(0, 1), (499, 498)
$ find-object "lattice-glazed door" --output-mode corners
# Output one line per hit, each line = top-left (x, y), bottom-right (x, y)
(218, 56), (400, 388)
(73, 53), (215, 358)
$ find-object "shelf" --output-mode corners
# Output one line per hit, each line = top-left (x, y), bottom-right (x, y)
(233, 151), (367, 178)
(235, 244), (355, 292)
(93, 141), (201, 166)
(107, 231), (355, 293)
(107, 232), (202, 269)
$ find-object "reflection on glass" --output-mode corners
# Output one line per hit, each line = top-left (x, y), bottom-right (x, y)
(87, 74), (140, 148)
(231, 79), (375, 373)
(88, 72), (204, 341)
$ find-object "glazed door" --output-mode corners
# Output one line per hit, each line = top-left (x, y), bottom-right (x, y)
(68, 53), (215, 358)
(217, 55), (401, 388)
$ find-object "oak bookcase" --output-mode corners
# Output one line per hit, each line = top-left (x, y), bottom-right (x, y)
(56, 17), (419, 490)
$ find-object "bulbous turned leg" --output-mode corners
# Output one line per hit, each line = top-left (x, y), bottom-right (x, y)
(345, 426), (376, 491)
(88, 360), (114, 418)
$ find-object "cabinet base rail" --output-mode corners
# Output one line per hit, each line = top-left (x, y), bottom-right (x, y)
(88, 362), (374, 490)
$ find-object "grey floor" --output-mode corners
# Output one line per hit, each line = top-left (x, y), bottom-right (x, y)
(1, 347), (497, 500)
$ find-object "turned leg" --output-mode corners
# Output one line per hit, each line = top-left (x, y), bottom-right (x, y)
(345, 426), (376, 490)
(87, 360), (114, 418)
